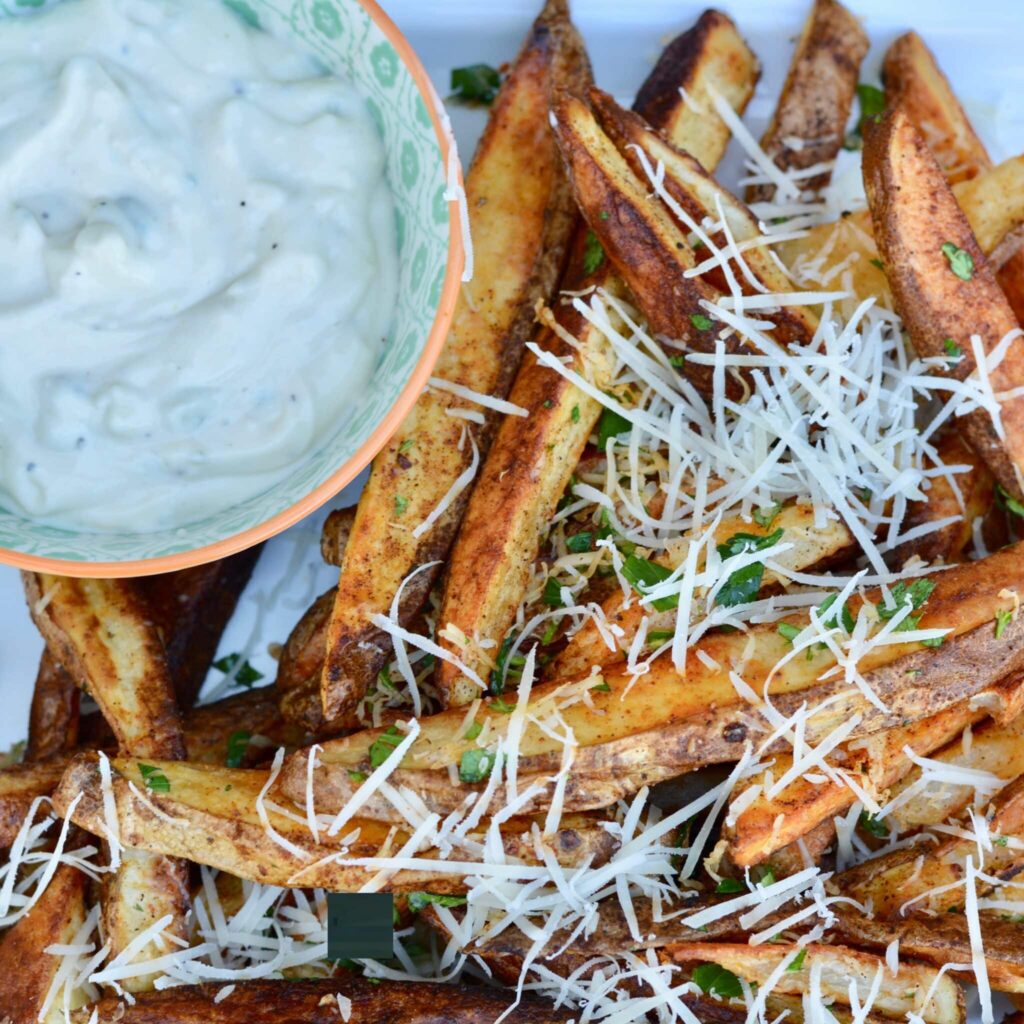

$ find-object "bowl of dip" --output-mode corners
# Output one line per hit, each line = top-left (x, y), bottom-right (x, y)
(0, 0), (462, 575)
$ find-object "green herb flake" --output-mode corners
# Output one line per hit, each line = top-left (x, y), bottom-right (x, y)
(590, 681), (612, 693)
(859, 810), (889, 838)
(752, 503), (784, 529)
(941, 241), (974, 281)
(459, 748), (499, 784)
(225, 730), (251, 769)
(566, 532), (593, 554)
(213, 653), (264, 688)
(777, 622), (802, 644)
(787, 949), (807, 972)
(714, 529), (784, 609)
(407, 892), (468, 914)
(368, 725), (403, 769)
(621, 555), (677, 612)
(689, 313), (714, 331)
(449, 63), (501, 105)
(996, 483), (1024, 519)
(571, 404), (581, 423)
(583, 230), (606, 275)
(394, 495), (409, 517)
(596, 407), (631, 449)
(692, 963), (743, 999)
(647, 629), (675, 644)
(943, 338), (962, 361)
(398, 438), (416, 454)
(138, 763), (170, 794)
(463, 721), (483, 741)
(669, 354), (686, 368)
(855, 82), (885, 135)
(542, 576), (565, 608)
(490, 696), (517, 714)
(347, 769), (367, 783)
(715, 878), (745, 894)
(870, 258), (885, 271)
(599, 210), (610, 220)
(995, 608), (1014, 640)
(994, 836), (1009, 847)
(816, 593), (856, 633)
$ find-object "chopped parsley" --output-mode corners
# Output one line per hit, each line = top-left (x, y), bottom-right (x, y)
(715, 877), (745, 894)
(692, 963), (743, 999)
(394, 494), (409, 516)
(689, 313), (714, 331)
(859, 810), (889, 838)
(816, 593), (855, 633)
(996, 607), (1014, 639)
(996, 483), (1024, 519)
(571, 404), (581, 423)
(398, 437), (416, 453)
(566, 531), (593, 553)
(407, 892), (468, 914)
(844, 82), (885, 148)
(542, 576), (566, 607)
(590, 681), (611, 693)
(869, 258), (884, 271)
(941, 241), (974, 281)
(459, 748), (499, 784)
(368, 725), (403, 769)
(490, 634), (526, 694)
(449, 63), (501, 105)
(583, 229), (606, 275)
(787, 949), (807, 972)
(621, 555), (676, 612)
(490, 696), (517, 714)
(463, 721), (482, 741)
(224, 730), (251, 769)
(347, 769), (367, 783)
(777, 622), (802, 644)
(596, 407), (631, 449)
(715, 529), (784, 608)
(213, 653), (264, 688)
(943, 338), (962, 362)
(139, 763), (170, 794)
(877, 578), (937, 640)
(752, 503), (784, 529)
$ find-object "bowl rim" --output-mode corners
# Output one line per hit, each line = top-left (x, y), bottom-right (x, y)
(0, 0), (464, 579)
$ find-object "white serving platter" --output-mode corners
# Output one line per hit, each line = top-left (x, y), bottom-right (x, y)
(1, 0), (1022, 751)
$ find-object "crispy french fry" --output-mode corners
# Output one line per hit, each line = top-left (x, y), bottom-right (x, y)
(887, 432), (994, 567)
(276, 588), (334, 698)
(53, 753), (617, 894)
(746, 0), (869, 203)
(434, 12), (758, 706)
(0, 761), (67, 849)
(551, 501), (852, 681)
(862, 107), (1024, 493)
(0, 864), (88, 1021)
(664, 943), (964, 1024)
(284, 545), (1024, 819)
(316, 0), (591, 725)
(26, 650), (79, 764)
(79, 975), (567, 1024)
(837, 774), (1024, 917)
(320, 506), (355, 567)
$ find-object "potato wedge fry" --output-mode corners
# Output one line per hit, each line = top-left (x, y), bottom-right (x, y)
(835, 907), (1024, 994)
(724, 670), (1024, 868)
(317, 0), (590, 725)
(887, 432), (993, 567)
(54, 753), (617, 893)
(0, 761), (67, 849)
(837, 774), (1024, 917)
(746, 0), (869, 203)
(79, 975), (565, 1024)
(435, 13), (758, 705)
(320, 506), (355, 567)
(664, 942), (964, 1024)
(0, 863), (88, 1022)
(284, 545), (1024, 819)
(862, 107), (1024, 493)
(26, 650), (79, 764)
(24, 574), (185, 761)
(551, 501), (853, 681)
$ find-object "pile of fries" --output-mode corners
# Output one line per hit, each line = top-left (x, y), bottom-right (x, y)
(7, 0), (1024, 1020)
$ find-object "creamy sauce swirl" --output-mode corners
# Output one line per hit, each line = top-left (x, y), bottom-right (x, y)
(0, 0), (397, 532)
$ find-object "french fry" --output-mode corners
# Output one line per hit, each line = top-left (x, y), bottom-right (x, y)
(283, 545), (1024, 819)
(550, 501), (853, 681)
(664, 943), (965, 1024)
(317, 0), (591, 724)
(26, 650), (79, 764)
(53, 753), (617, 894)
(78, 975), (569, 1023)
(320, 506), (355, 567)
(863, 107), (1024, 495)
(435, 12), (758, 706)
(837, 774), (1024, 917)
(0, 761), (66, 849)
(745, 0), (869, 203)
(0, 864), (89, 1021)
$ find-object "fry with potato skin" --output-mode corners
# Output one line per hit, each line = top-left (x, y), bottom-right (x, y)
(26, 649), (79, 764)
(434, 13), (759, 705)
(316, 0), (591, 725)
(0, 760), (67, 849)
(746, 0), (868, 203)
(285, 544), (1024, 820)
(862, 107), (1024, 494)
(53, 753), (618, 893)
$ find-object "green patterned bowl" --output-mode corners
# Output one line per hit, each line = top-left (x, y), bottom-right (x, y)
(0, 0), (463, 577)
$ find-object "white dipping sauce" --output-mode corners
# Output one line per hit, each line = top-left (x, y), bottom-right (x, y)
(0, 0), (397, 532)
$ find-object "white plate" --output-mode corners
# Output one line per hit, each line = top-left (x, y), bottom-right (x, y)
(1, 0), (1022, 750)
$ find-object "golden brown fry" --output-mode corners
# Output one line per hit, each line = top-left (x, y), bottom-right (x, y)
(838, 774), (1024, 917)
(863, 107), (1024, 494)
(0, 864), (88, 1021)
(26, 649), (79, 764)
(434, 13), (758, 706)
(54, 753), (617, 894)
(24, 574), (185, 760)
(320, 506), (355, 567)
(746, 0), (869, 202)
(78, 976), (566, 1023)
(888, 432), (994, 567)
(0, 760), (66, 849)
(665, 943), (965, 1024)
(284, 544), (1024, 819)
(317, 0), (590, 724)
(551, 501), (853, 681)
